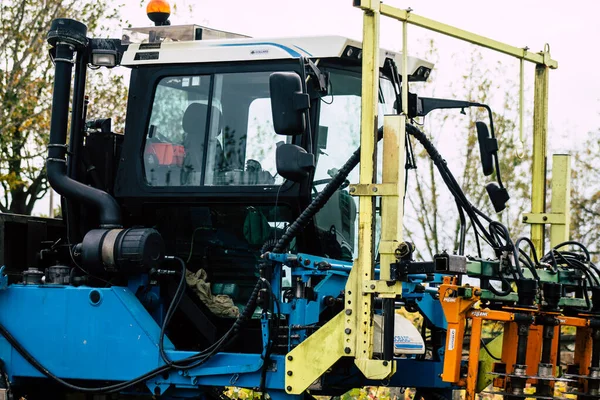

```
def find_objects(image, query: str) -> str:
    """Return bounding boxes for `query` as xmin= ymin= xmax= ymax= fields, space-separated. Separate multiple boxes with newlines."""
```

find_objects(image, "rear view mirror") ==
xmin=476 ymin=121 xmax=509 ymax=212
xmin=486 ymin=183 xmax=510 ymax=213
xmin=276 ymin=144 xmax=314 ymax=182
xmin=269 ymin=72 xmax=310 ymax=135
xmin=476 ymin=121 xmax=497 ymax=176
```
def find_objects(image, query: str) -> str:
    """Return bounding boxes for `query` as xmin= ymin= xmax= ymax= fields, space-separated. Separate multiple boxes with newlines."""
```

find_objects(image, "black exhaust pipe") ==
xmin=46 ymin=19 xmax=121 ymax=228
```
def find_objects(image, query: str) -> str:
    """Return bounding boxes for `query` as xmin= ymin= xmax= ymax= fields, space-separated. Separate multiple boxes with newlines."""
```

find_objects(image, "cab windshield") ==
xmin=313 ymin=68 xmax=396 ymax=260
xmin=144 ymin=71 xmax=291 ymax=187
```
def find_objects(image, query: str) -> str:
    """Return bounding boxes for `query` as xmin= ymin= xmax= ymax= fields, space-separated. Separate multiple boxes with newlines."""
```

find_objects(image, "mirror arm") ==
xmin=305 ymin=58 xmax=328 ymax=94
xmin=418 ymin=99 xmax=497 ymax=142
xmin=293 ymin=93 xmax=310 ymax=110
xmin=418 ymin=97 xmax=472 ymax=117
xmin=469 ymin=102 xmax=496 ymax=139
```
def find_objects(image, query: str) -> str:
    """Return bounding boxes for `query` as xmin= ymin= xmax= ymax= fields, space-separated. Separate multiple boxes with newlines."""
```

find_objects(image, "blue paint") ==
xmin=293 ymin=45 xmax=313 ymax=57
xmin=0 ymin=250 xmax=455 ymax=397
xmin=213 ymin=42 xmax=303 ymax=58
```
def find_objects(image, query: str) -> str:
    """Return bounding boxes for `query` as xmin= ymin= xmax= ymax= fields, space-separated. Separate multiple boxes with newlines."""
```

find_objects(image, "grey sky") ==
xmin=121 ymin=0 xmax=599 ymax=149
xmin=35 ymin=0 xmax=598 ymax=215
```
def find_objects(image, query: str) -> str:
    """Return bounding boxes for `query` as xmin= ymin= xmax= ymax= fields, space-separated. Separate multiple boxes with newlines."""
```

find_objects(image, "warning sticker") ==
xmin=448 ymin=328 xmax=456 ymax=351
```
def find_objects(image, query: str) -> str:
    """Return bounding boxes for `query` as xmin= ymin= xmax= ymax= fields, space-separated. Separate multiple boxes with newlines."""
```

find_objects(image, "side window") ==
xmin=246 ymin=98 xmax=285 ymax=185
xmin=143 ymin=76 xmax=211 ymax=187
xmin=314 ymin=72 xmax=395 ymax=261
xmin=314 ymin=71 xmax=362 ymax=261
xmin=204 ymin=71 xmax=290 ymax=186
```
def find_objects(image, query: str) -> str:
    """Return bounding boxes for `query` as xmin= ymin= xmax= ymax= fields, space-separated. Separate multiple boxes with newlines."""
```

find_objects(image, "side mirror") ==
xmin=476 ymin=121 xmax=497 ymax=176
xmin=486 ymin=183 xmax=510 ymax=213
xmin=269 ymin=72 xmax=309 ymax=135
xmin=276 ymin=144 xmax=314 ymax=182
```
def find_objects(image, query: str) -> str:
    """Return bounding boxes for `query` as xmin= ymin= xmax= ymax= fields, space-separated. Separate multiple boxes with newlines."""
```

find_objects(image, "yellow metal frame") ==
xmin=523 ymin=144 xmax=570 ymax=252
xmin=285 ymin=1 xmax=565 ymax=394
xmin=376 ymin=3 xmax=567 ymax=253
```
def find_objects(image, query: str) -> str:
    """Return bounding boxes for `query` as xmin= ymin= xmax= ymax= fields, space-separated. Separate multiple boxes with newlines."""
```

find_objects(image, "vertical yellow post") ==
xmin=379 ymin=117 xmax=406 ymax=280
xmin=355 ymin=0 xmax=379 ymax=367
xmin=550 ymin=154 xmax=571 ymax=248
xmin=378 ymin=18 xmax=407 ymax=282
xmin=519 ymin=58 xmax=525 ymax=151
xmin=530 ymin=62 xmax=549 ymax=254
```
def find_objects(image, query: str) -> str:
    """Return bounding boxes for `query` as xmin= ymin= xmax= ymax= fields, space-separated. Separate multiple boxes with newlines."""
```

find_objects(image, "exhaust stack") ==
xmin=46 ymin=19 xmax=121 ymax=228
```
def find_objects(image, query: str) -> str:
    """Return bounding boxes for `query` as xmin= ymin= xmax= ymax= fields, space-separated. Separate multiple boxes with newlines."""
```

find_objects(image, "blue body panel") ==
xmin=0 ymin=254 xmax=454 ymax=398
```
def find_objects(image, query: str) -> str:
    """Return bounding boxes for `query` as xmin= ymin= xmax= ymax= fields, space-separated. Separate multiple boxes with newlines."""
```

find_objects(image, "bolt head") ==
xmin=370 ymin=284 xmax=376 ymax=290
xmin=287 ymin=355 xmax=293 ymax=361
xmin=383 ymin=361 xmax=388 ymax=366
xmin=345 ymin=309 xmax=352 ymax=315
xmin=287 ymin=371 xmax=293 ymax=376
xmin=287 ymin=386 xmax=292 ymax=391
xmin=344 ymin=347 xmax=351 ymax=354
xmin=345 ymin=328 xmax=352 ymax=334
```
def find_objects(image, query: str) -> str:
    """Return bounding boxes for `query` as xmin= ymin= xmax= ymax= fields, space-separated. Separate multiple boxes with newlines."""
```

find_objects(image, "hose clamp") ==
xmin=53 ymin=57 xmax=76 ymax=65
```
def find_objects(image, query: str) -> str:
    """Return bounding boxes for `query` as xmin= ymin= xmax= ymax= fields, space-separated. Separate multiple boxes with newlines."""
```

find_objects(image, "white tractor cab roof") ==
xmin=120 ymin=25 xmax=434 ymax=81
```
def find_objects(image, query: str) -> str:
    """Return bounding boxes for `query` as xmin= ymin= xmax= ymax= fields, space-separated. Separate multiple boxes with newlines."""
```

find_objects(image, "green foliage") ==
xmin=0 ymin=0 xmax=127 ymax=215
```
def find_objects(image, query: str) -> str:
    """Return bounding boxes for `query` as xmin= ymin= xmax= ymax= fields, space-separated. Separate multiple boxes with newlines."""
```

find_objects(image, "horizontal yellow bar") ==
xmin=363 ymin=280 xmax=403 ymax=295
xmin=522 ymin=212 xmax=566 ymax=225
xmin=378 ymin=3 xmax=558 ymax=68
xmin=349 ymin=183 xmax=399 ymax=196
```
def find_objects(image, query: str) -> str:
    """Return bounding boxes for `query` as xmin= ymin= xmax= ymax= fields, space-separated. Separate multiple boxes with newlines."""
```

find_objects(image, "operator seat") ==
xmin=182 ymin=103 xmax=224 ymax=184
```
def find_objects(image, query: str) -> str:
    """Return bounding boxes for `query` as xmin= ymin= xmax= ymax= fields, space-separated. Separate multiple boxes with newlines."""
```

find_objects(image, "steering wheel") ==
xmin=312 ymin=178 xmax=350 ymax=195
xmin=148 ymin=130 xmax=171 ymax=144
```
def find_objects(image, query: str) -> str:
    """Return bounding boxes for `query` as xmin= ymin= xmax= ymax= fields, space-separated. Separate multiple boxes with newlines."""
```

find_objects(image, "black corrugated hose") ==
xmin=270 ymin=146 xmax=362 ymax=254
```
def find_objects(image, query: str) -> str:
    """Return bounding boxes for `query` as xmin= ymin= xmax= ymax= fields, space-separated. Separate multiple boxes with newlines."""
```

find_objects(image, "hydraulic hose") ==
xmin=272 ymin=146 xmax=361 ymax=254
xmin=269 ymin=125 xmax=391 ymax=254
xmin=159 ymin=257 xmax=263 ymax=369
xmin=0 ymin=319 xmax=169 ymax=393
xmin=405 ymin=124 xmax=498 ymax=249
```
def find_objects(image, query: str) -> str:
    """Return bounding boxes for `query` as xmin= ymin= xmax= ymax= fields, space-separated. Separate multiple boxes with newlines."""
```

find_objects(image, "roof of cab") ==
xmin=121 ymin=34 xmax=434 ymax=81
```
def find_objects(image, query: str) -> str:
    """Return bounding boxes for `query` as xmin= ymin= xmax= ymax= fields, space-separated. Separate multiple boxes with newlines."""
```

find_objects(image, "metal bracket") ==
xmin=522 ymin=213 xmax=566 ymax=225
xmin=355 ymin=0 xmax=380 ymax=12
xmin=355 ymin=358 xmax=395 ymax=380
xmin=363 ymin=280 xmax=402 ymax=297
xmin=348 ymin=183 xmax=398 ymax=196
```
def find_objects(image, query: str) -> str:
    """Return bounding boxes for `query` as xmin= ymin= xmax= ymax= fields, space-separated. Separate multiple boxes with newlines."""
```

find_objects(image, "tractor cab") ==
xmin=76 ymin=12 xmax=433 ymax=301
xmin=101 ymin=26 xmax=432 ymax=291
xmin=56 ymin=4 xmax=433 ymax=351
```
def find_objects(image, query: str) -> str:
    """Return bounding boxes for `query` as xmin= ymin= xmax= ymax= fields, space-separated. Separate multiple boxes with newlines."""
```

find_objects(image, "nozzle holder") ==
xmin=542 ymin=282 xmax=563 ymax=311
xmin=592 ymin=287 xmax=600 ymax=313
xmin=517 ymin=279 xmax=538 ymax=307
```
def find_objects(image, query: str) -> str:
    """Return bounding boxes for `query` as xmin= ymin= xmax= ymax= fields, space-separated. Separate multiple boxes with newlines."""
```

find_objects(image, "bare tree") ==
xmin=0 ymin=0 xmax=126 ymax=214
xmin=404 ymin=48 xmax=532 ymax=259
